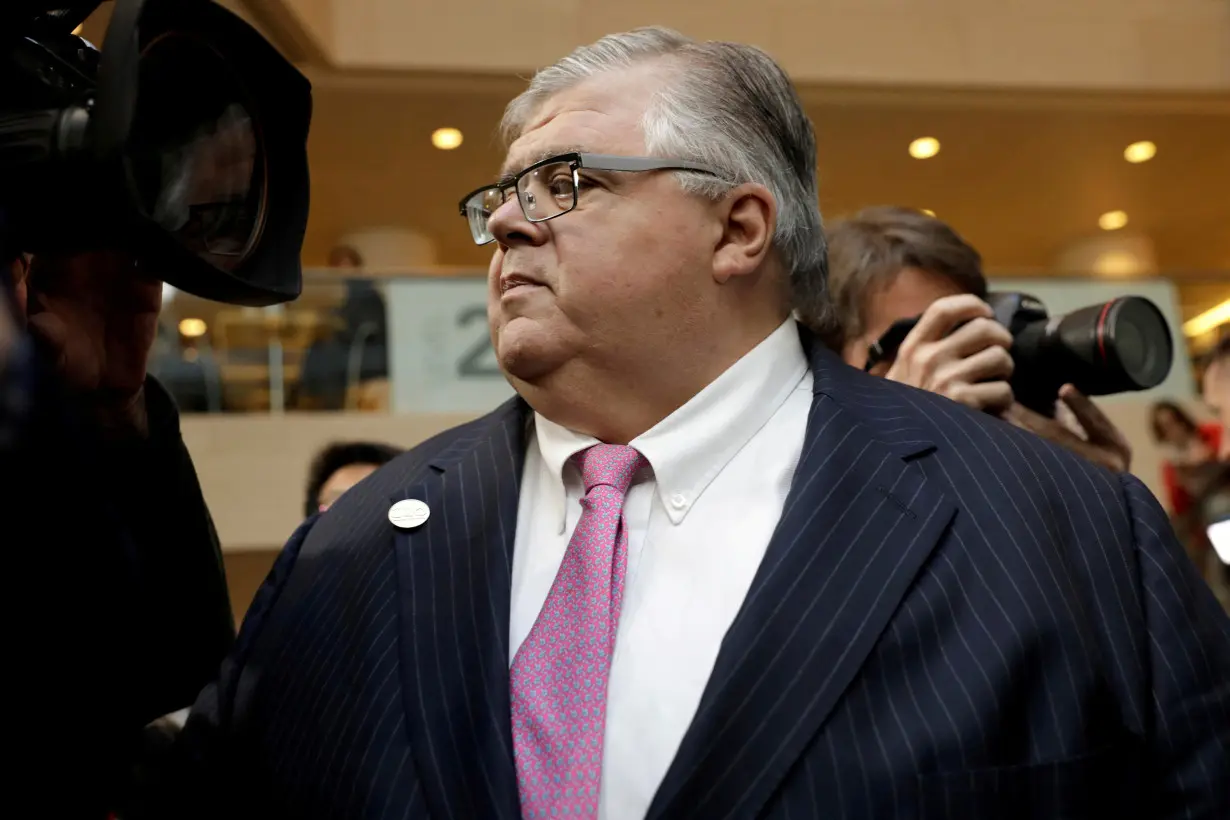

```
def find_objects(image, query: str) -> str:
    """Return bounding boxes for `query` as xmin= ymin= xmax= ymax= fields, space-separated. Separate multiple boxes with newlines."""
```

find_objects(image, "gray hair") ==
xmin=501 ymin=27 xmax=832 ymax=331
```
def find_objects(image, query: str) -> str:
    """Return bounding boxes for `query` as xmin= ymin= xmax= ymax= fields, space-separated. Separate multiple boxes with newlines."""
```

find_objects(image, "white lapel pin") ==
xmin=388 ymin=499 xmax=431 ymax=530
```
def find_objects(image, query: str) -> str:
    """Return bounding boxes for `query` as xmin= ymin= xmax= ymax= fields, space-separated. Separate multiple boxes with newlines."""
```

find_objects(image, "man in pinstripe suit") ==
xmin=162 ymin=27 xmax=1230 ymax=820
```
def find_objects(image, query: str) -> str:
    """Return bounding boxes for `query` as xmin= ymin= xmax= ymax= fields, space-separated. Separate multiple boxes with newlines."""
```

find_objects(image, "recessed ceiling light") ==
xmin=1123 ymin=140 xmax=1157 ymax=163
xmin=908 ymin=137 xmax=940 ymax=159
xmin=431 ymin=127 xmax=463 ymax=150
xmin=920 ymin=208 xmax=936 ymax=217
xmin=1098 ymin=210 xmax=1129 ymax=231
xmin=1092 ymin=249 xmax=1142 ymax=277
xmin=178 ymin=318 xmax=207 ymax=338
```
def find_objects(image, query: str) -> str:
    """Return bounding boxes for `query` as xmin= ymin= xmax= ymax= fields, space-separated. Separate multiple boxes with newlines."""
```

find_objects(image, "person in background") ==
xmin=1199 ymin=336 xmax=1230 ymax=592
xmin=1203 ymin=335 xmax=1230 ymax=460
xmin=298 ymin=245 xmax=390 ymax=410
xmin=327 ymin=244 xmax=364 ymax=270
xmin=1150 ymin=400 xmax=1222 ymax=514
xmin=817 ymin=205 xmax=1133 ymax=474
xmin=1150 ymin=399 xmax=1225 ymax=582
xmin=304 ymin=440 xmax=402 ymax=517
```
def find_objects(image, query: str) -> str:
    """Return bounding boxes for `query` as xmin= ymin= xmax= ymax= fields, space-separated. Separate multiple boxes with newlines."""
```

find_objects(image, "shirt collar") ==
xmin=532 ymin=319 xmax=809 ymax=531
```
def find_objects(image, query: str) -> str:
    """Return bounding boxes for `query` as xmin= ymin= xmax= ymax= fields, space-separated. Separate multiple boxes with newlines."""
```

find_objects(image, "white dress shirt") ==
xmin=510 ymin=319 xmax=813 ymax=820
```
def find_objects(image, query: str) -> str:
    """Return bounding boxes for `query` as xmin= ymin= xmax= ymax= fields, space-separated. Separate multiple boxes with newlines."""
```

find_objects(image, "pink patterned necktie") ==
xmin=511 ymin=443 xmax=647 ymax=819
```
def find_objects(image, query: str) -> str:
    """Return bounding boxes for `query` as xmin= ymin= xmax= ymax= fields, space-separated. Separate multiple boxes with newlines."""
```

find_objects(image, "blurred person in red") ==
xmin=1199 ymin=336 xmax=1230 ymax=589
xmin=1149 ymin=399 xmax=1227 ymax=581
xmin=1203 ymin=335 xmax=1230 ymax=459
xmin=1151 ymin=400 xmax=1223 ymax=513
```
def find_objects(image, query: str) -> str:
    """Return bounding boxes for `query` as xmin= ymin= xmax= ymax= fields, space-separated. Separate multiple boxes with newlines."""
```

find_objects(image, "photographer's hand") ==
xmin=1004 ymin=384 xmax=1132 ymax=472
xmin=25 ymin=251 xmax=161 ymax=438
xmin=879 ymin=294 xmax=1016 ymax=414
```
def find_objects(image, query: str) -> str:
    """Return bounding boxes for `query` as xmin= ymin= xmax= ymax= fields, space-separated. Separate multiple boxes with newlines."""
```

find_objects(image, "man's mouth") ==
xmin=500 ymin=274 xmax=544 ymax=294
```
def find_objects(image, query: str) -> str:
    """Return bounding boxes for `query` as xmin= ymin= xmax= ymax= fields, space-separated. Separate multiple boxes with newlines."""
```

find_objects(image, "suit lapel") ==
xmin=392 ymin=397 xmax=528 ymax=820
xmin=648 ymin=337 xmax=957 ymax=820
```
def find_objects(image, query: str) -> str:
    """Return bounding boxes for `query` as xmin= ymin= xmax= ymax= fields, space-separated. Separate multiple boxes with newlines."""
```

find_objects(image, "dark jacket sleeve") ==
xmin=1122 ymin=475 xmax=1230 ymax=818
xmin=127 ymin=516 xmax=316 ymax=820
xmin=109 ymin=375 xmax=237 ymax=725
xmin=7 ymin=342 xmax=235 ymax=817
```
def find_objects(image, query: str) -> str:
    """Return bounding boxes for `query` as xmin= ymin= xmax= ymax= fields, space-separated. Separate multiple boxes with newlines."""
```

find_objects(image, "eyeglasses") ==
xmin=457 ymin=152 xmax=723 ymax=245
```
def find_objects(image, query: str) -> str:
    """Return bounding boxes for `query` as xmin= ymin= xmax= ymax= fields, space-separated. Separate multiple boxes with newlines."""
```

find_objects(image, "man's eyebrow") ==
xmin=499 ymin=146 xmax=590 ymax=178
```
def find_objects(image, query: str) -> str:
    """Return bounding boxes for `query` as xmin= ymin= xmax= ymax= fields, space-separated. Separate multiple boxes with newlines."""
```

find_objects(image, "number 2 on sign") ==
xmin=455 ymin=305 xmax=502 ymax=378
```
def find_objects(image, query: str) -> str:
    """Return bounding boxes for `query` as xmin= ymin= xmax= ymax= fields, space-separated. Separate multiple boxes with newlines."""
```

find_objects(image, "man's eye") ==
xmin=546 ymin=176 xmax=575 ymax=198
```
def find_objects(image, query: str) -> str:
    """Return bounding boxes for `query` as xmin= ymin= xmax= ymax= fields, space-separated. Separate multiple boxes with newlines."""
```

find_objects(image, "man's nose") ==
xmin=488 ymin=194 xmax=549 ymax=248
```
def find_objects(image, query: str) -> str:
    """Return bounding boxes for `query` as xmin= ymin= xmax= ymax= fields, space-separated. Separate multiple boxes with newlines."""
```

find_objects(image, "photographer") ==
xmin=3 ymin=249 xmax=233 ymax=817
xmin=818 ymin=205 xmax=1132 ymax=473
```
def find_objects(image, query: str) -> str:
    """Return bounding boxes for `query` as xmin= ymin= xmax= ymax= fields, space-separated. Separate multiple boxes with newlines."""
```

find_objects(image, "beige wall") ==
xmin=182 ymin=411 xmax=474 ymax=551
xmin=312 ymin=0 xmax=1230 ymax=91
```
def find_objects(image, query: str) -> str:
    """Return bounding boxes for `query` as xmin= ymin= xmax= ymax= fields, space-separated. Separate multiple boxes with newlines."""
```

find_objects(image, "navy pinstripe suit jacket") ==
xmin=171 ymin=335 xmax=1230 ymax=820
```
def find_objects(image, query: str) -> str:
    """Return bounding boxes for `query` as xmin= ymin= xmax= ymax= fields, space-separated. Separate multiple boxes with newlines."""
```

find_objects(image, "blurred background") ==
xmin=76 ymin=0 xmax=1230 ymax=619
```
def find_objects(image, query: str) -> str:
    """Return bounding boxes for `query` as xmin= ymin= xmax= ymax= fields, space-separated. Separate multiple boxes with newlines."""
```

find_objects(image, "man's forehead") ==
xmin=500 ymin=65 xmax=664 ymax=176
xmin=499 ymin=144 xmax=590 ymax=178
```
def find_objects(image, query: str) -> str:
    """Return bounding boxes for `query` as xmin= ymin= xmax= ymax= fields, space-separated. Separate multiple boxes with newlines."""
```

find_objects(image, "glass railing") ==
xmin=148 ymin=267 xmax=1229 ymax=415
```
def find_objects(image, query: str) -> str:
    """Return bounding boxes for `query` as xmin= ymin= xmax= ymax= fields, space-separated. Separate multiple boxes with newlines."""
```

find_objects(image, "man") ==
xmin=168 ymin=28 xmax=1229 ymax=819
xmin=1203 ymin=335 xmax=1230 ymax=459
xmin=818 ymin=205 xmax=1133 ymax=473
xmin=4 ymin=250 xmax=233 ymax=817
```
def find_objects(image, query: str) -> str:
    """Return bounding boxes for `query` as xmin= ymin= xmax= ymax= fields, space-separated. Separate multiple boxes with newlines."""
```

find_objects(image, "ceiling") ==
xmin=302 ymin=76 xmax=1230 ymax=319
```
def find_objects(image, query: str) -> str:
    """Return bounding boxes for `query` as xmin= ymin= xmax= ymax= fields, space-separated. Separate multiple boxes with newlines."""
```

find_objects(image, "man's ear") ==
xmin=711 ymin=183 xmax=775 ymax=284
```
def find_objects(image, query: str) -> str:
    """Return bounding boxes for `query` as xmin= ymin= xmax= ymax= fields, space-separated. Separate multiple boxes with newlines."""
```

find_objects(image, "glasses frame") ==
xmin=457 ymin=152 xmax=723 ymax=245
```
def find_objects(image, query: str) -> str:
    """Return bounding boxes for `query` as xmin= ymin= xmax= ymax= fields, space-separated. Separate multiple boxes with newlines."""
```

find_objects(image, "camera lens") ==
xmin=1114 ymin=319 xmax=1146 ymax=375
xmin=1041 ymin=296 xmax=1173 ymax=398
xmin=1104 ymin=296 xmax=1171 ymax=390
xmin=123 ymin=33 xmax=266 ymax=272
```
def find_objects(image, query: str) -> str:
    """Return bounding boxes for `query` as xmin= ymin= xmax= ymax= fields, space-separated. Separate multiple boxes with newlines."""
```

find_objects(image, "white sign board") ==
xmin=992 ymin=277 xmax=1196 ymax=401
xmin=386 ymin=278 xmax=515 ymax=414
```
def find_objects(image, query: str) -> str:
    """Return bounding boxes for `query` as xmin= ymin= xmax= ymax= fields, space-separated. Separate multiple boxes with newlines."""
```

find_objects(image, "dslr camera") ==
xmin=865 ymin=292 xmax=1175 ymax=416
xmin=0 ymin=0 xmax=311 ymax=305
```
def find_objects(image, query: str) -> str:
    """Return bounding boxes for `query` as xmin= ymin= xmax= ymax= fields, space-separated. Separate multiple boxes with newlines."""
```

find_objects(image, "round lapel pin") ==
xmin=389 ymin=499 xmax=431 ymax=530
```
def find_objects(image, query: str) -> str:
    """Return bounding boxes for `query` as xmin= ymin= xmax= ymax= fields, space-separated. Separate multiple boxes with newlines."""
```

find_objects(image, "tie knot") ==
xmin=575 ymin=444 xmax=646 ymax=494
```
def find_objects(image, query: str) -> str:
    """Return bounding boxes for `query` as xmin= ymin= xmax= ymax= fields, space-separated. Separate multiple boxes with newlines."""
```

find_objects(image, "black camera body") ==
xmin=0 ymin=0 xmax=312 ymax=305
xmin=868 ymin=292 xmax=1175 ymax=416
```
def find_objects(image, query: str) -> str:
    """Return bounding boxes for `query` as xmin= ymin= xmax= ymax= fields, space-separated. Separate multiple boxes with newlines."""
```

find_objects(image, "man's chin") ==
xmin=496 ymin=320 xmax=570 ymax=384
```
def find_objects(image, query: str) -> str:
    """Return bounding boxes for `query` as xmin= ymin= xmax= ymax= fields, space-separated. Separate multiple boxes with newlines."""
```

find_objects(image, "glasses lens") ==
xmin=465 ymin=188 xmax=505 ymax=244
xmin=517 ymin=161 xmax=576 ymax=223
xmin=124 ymin=33 xmax=265 ymax=272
